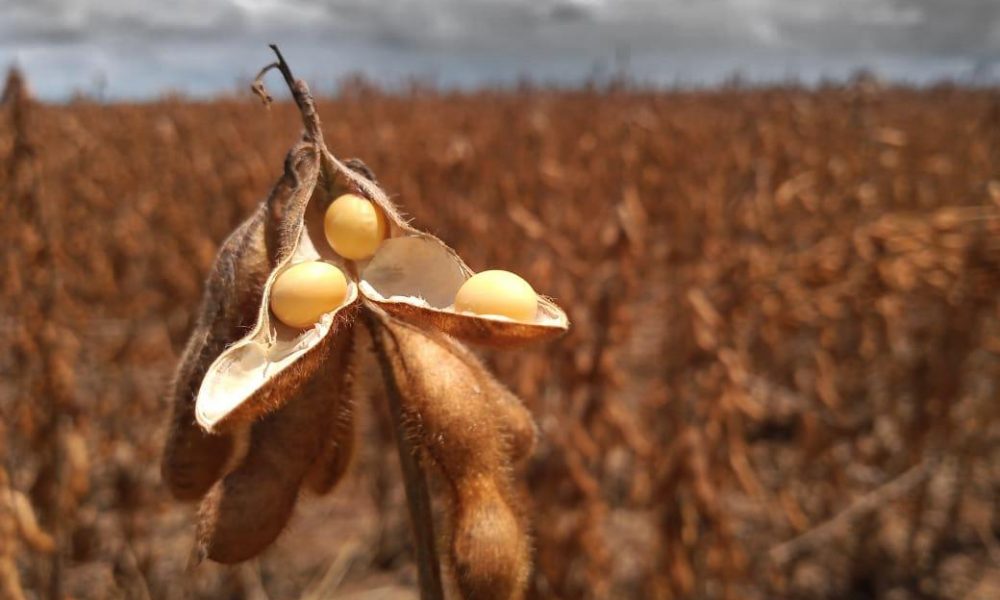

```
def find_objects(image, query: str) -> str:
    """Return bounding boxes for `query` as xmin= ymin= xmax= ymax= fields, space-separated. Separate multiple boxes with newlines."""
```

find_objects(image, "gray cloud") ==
xmin=0 ymin=0 xmax=997 ymax=98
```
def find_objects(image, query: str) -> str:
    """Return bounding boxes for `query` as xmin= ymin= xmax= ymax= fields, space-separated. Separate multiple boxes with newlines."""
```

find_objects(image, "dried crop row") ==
xmin=1 ymin=74 xmax=998 ymax=598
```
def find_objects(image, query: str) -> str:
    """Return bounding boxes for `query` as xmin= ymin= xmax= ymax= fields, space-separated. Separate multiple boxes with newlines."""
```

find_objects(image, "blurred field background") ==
xmin=1 ymin=68 xmax=999 ymax=599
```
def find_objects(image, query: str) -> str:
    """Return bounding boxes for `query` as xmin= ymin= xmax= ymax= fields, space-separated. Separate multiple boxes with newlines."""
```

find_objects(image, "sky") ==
xmin=2 ymin=0 xmax=999 ymax=100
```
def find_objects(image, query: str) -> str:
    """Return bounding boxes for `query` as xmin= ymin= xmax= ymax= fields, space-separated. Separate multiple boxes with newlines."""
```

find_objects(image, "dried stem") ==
xmin=769 ymin=458 xmax=938 ymax=564
xmin=252 ymin=44 xmax=323 ymax=143
xmin=5 ymin=67 xmax=70 ymax=600
xmin=363 ymin=310 xmax=444 ymax=600
xmin=253 ymin=45 xmax=443 ymax=597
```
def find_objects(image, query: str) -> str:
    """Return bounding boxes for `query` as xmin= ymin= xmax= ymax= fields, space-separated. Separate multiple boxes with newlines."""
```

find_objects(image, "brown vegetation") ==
xmin=1 ymin=70 xmax=998 ymax=598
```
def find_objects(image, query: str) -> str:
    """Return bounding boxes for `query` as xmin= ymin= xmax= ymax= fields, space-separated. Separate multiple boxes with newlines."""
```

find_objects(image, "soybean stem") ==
xmin=363 ymin=310 xmax=445 ymax=600
xmin=253 ymin=44 xmax=323 ymax=143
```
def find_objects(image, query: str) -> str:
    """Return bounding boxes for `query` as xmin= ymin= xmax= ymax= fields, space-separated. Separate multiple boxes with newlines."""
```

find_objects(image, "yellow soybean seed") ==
xmin=454 ymin=270 xmax=538 ymax=322
xmin=324 ymin=193 xmax=388 ymax=260
xmin=270 ymin=261 xmax=348 ymax=328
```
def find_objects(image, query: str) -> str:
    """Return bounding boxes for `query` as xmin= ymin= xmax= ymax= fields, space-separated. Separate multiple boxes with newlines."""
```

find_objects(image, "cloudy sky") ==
xmin=2 ymin=0 xmax=999 ymax=99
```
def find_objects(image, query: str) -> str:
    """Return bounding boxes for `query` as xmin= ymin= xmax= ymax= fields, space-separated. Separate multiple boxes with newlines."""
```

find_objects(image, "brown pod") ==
xmin=419 ymin=329 xmax=538 ymax=465
xmin=194 ymin=325 xmax=352 ymax=564
xmin=485 ymin=380 xmax=537 ymax=466
xmin=194 ymin=146 xmax=370 ymax=433
xmin=161 ymin=143 xmax=314 ymax=501
xmin=379 ymin=319 xmax=532 ymax=600
xmin=451 ymin=476 xmax=530 ymax=600
xmin=303 ymin=326 xmax=358 ymax=494
xmin=454 ymin=338 xmax=538 ymax=465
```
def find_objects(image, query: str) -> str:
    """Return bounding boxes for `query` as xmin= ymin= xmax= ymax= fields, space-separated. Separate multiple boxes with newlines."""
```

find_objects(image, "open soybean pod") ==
xmin=192 ymin=150 xmax=382 ymax=563
xmin=193 ymin=149 xmax=377 ymax=433
xmin=341 ymin=155 xmax=570 ymax=348
xmin=161 ymin=140 xmax=320 ymax=501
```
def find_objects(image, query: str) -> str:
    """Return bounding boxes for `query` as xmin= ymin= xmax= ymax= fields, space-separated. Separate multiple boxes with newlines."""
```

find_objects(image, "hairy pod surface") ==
xmin=416 ymin=328 xmax=539 ymax=465
xmin=303 ymin=326 xmax=359 ymax=494
xmin=483 ymin=380 xmax=537 ymax=467
xmin=451 ymin=477 xmax=529 ymax=600
xmin=194 ymin=325 xmax=353 ymax=564
xmin=379 ymin=318 xmax=532 ymax=600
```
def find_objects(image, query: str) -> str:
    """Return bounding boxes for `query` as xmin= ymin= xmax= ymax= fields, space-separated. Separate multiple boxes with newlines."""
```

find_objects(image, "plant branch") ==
xmin=363 ymin=310 xmax=445 ymax=600
xmin=769 ymin=458 xmax=938 ymax=564
xmin=251 ymin=44 xmax=323 ymax=143
xmin=267 ymin=45 xmax=296 ymax=93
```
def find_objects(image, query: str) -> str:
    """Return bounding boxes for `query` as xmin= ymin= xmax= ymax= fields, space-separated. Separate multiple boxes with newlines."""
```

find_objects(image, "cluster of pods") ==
xmin=161 ymin=53 xmax=568 ymax=600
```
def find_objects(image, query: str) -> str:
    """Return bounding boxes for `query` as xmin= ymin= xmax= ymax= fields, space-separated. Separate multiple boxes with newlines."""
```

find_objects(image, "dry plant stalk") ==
xmin=160 ymin=46 xmax=568 ymax=600
xmin=3 ymin=66 xmax=89 ymax=600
